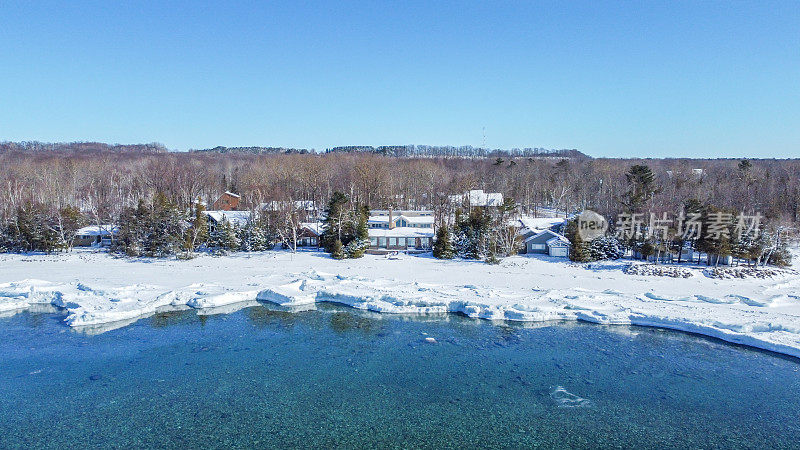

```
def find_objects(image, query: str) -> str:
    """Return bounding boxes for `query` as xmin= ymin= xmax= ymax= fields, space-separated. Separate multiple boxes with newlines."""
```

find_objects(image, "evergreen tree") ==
xmin=12 ymin=203 xmax=61 ymax=253
xmin=564 ymin=218 xmax=592 ymax=262
xmin=331 ymin=238 xmax=344 ymax=260
xmin=0 ymin=221 xmax=9 ymax=253
xmin=568 ymin=225 xmax=591 ymax=262
xmin=433 ymin=224 xmax=454 ymax=259
xmin=113 ymin=194 xmax=186 ymax=257
xmin=114 ymin=200 xmax=149 ymax=256
xmin=146 ymin=192 xmax=186 ymax=256
xmin=713 ymin=234 xmax=732 ymax=267
xmin=238 ymin=218 xmax=271 ymax=251
xmin=344 ymin=205 xmax=370 ymax=258
xmin=321 ymin=192 xmax=350 ymax=253
xmin=208 ymin=221 xmax=240 ymax=252
xmin=454 ymin=209 xmax=491 ymax=259
xmin=638 ymin=240 xmax=655 ymax=261
xmin=588 ymin=236 xmax=624 ymax=260
xmin=767 ymin=240 xmax=792 ymax=267
xmin=622 ymin=164 xmax=658 ymax=213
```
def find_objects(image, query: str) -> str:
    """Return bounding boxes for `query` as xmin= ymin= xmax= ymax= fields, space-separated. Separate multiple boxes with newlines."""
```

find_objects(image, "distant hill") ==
xmin=325 ymin=145 xmax=588 ymax=159
xmin=0 ymin=141 xmax=168 ymax=154
xmin=191 ymin=146 xmax=311 ymax=155
xmin=0 ymin=141 xmax=588 ymax=159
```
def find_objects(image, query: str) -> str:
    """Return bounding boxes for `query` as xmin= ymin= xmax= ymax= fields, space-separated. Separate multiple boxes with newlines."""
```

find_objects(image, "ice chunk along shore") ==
xmin=1 ymin=267 xmax=800 ymax=359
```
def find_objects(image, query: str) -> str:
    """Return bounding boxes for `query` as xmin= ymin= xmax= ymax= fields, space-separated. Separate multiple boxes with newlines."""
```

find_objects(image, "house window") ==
xmin=370 ymin=237 xmax=378 ymax=246
xmin=379 ymin=237 xmax=387 ymax=247
xmin=388 ymin=238 xmax=397 ymax=247
xmin=531 ymin=243 xmax=546 ymax=250
xmin=397 ymin=238 xmax=406 ymax=247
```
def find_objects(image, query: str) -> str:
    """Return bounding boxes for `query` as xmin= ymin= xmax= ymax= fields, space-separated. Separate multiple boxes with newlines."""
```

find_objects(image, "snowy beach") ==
xmin=1 ymin=249 xmax=799 ymax=358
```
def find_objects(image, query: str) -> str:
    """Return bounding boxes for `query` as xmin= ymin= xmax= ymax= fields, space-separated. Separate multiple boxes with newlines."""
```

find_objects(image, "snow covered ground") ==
xmin=1 ymin=249 xmax=800 ymax=358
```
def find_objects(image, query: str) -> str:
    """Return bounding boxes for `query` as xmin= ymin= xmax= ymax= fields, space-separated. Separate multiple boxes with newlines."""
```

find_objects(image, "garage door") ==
xmin=549 ymin=247 xmax=568 ymax=257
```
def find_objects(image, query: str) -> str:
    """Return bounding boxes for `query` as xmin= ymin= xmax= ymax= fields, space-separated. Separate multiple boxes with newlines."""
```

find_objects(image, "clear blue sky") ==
xmin=1 ymin=1 xmax=797 ymax=157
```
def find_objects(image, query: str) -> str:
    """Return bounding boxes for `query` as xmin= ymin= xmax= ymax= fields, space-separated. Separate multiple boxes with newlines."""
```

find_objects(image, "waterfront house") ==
xmin=211 ymin=191 xmax=241 ymax=211
xmin=523 ymin=229 xmax=570 ymax=258
xmin=74 ymin=225 xmax=117 ymax=247
xmin=203 ymin=210 xmax=252 ymax=231
xmin=367 ymin=210 xmax=435 ymax=254
xmin=297 ymin=222 xmax=322 ymax=248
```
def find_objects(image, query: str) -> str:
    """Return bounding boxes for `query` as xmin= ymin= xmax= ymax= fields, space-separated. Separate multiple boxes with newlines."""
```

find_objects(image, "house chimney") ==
xmin=388 ymin=208 xmax=394 ymax=229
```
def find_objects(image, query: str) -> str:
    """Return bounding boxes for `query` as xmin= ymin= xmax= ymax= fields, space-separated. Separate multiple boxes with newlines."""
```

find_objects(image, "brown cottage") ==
xmin=212 ymin=191 xmax=241 ymax=211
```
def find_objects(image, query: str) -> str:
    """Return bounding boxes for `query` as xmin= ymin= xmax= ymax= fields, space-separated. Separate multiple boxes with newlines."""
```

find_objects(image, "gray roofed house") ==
xmin=522 ymin=229 xmax=570 ymax=258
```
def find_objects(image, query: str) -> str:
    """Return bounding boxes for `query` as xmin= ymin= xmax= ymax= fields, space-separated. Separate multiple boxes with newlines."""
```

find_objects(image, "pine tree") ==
xmin=638 ymin=240 xmax=655 ymax=262
xmin=13 ymin=203 xmax=61 ymax=253
xmin=622 ymin=164 xmax=658 ymax=213
xmin=433 ymin=224 xmax=454 ymax=259
xmin=344 ymin=205 xmax=370 ymax=258
xmin=321 ymin=192 xmax=350 ymax=253
xmin=331 ymin=238 xmax=344 ymax=260
xmin=564 ymin=218 xmax=591 ymax=262
xmin=454 ymin=209 xmax=490 ymax=260
xmin=0 ymin=221 xmax=10 ymax=253
xmin=114 ymin=200 xmax=148 ymax=256
xmin=714 ymin=235 xmax=732 ymax=267
xmin=238 ymin=218 xmax=271 ymax=252
xmin=588 ymin=236 xmax=624 ymax=260
xmin=146 ymin=192 xmax=186 ymax=257
xmin=208 ymin=221 xmax=239 ymax=253
xmin=568 ymin=228 xmax=591 ymax=262
xmin=114 ymin=194 xmax=185 ymax=257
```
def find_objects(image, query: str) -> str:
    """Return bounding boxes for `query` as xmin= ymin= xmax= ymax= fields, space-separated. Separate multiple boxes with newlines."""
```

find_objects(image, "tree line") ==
xmin=0 ymin=145 xmax=797 ymax=265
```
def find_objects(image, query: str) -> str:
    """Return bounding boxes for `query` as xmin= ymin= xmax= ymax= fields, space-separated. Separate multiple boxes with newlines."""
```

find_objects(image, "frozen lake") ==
xmin=0 ymin=304 xmax=798 ymax=448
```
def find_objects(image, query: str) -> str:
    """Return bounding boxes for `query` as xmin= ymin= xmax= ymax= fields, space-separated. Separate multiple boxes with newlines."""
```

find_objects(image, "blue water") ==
xmin=0 ymin=304 xmax=799 ymax=448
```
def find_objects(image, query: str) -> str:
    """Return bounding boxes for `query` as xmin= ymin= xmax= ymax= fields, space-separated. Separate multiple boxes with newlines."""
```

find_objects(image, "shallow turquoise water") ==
xmin=0 ymin=304 xmax=798 ymax=448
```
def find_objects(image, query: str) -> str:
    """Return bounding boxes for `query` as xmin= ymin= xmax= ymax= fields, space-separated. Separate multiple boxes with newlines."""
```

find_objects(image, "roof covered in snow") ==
xmin=524 ymin=229 xmax=569 ymax=244
xmin=518 ymin=216 xmax=565 ymax=235
xmin=368 ymin=214 xmax=434 ymax=225
xmin=368 ymin=227 xmax=435 ymax=238
xmin=204 ymin=210 xmax=252 ymax=227
xmin=448 ymin=190 xmax=504 ymax=207
xmin=75 ymin=225 xmax=117 ymax=236
xmin=260 ymin=200 xmax=317 ymax=211
xmin=546 ymin=236 xmax=570 ymax=247
xmin=300 ymin=222 xmax=323 ymax=235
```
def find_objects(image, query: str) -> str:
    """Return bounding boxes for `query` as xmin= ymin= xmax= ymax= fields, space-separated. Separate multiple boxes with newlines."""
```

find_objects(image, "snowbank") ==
xmin=1 ymin=251 xmax=799 ymax=358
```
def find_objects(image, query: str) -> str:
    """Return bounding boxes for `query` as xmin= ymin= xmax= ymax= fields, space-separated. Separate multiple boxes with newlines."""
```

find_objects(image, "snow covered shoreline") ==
xmin=1 ymin=250 xmax=800 ymax=358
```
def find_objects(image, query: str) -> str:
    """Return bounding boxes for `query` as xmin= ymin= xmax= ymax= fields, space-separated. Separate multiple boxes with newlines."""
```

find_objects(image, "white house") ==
xmin=448 ymin=189 xmax=504 ymax=208
xmin=203 ymin=210 xmax=252 ymax=230
xmin=523 ymin=229 xmax=570 ymax=258
xmin=367 ymin=210 xmax=434 ymax=254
